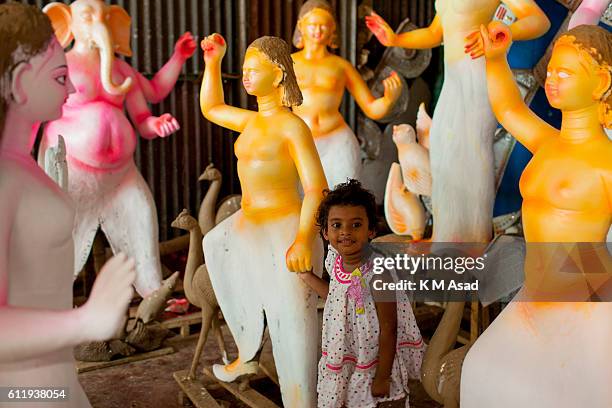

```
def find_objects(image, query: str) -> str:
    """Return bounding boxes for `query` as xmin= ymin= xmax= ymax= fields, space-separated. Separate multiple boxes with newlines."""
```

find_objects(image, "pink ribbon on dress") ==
xmin=335 ymin=256 xmax=367 ymax=315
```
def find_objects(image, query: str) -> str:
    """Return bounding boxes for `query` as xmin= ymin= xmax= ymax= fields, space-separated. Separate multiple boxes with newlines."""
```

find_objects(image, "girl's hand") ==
xmin=371 ymin=375 xmax=391 ymax=397
xmin=296 ymin=270 xmax=312 ymax=281
xmin=201 ymin=33 xmax=227 ymax=64
xmin=365 ymin=11 xmax=397 ymax=47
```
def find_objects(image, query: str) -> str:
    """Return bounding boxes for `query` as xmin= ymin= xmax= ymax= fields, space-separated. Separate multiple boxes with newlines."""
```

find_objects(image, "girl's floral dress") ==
xmin=318 ymin=248 xmax=426 ymax=407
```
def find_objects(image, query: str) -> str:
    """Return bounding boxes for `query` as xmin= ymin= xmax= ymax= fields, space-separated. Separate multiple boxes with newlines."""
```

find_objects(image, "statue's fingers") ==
xmin=390 ymin=72 xmax=401 ymax=87
xmin=303 ymin=255 xmax=312 ymax=272
xmin=286 ymin=257 xmax=296 ymax=272
xmin=382 ymin=77 xmax=391 ymax=90
xmin=365 ymin=20 xmax=378 ymax=32
xmin=479 ymin=24 xmax=492 ymax=50
xmin=465 ymin=39 xmax=481 ymax=53
xmin=465 ymin=30 xmax=480 ymax=42
xmin=470 ymin=49 xmax=484 ymax=59
xmin=295 ymin=257 xmax=305 ymax=273
xmin=370 ymin=11 xmax=386 ymax=25
xmin=159 ymin=123 xmax=168 ymax=136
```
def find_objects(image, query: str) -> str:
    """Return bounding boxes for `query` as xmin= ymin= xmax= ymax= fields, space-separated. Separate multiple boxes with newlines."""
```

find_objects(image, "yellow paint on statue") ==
xmin=200 ymin=33 xmax=327 ymax=272
xmin=480 ymin=22 xmax=612 ymax=300
xmin=292 ymin=5 xmax=402 ymax=138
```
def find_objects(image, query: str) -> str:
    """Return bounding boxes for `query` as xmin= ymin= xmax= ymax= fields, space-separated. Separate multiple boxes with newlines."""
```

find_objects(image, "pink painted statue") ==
xmin=569 ymin=0 xmax=610 ymax=29
xmin=40 ymin=0 xmax=197 ymax=297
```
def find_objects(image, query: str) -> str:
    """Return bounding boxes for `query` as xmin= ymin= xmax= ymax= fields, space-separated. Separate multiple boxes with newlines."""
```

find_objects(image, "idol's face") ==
xmin=546 ymin=44 xmax=602 ymax=111
xmin=14 ymin=39 xmax=75 ymax=123
xmin=299 ymin=8 xmax=336 ymax=47
xmin=242 ymin=47 xmax=281 ymax=97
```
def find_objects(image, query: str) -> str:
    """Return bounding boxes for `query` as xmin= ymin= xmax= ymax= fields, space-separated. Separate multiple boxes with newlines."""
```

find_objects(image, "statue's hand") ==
xmin=383 ymin=71 xmax=402 ymax=104
xmin=175 ymin=32 xmax=197 ymax=60
xmin=466 ymin=22 xmax=512 ymax=60
xmin=201 ymin=33 xmax=227 ymax=64
xmin=152 ymin=114 xmax=181 ymax=137
xmin=286 ymin=239 xmax=312 ymax=272
xmin=365 ymin=11 xmax=396 ymax=47
xmin=80 ymin=253 xmax=135 ymax=341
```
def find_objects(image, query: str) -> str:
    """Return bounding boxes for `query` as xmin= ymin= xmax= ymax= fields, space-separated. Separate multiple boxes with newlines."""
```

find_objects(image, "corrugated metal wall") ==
xmin=373 ymin=0 xmax=435 ymax=28
xmin=12 ymin=0 xmax=436 ymax=240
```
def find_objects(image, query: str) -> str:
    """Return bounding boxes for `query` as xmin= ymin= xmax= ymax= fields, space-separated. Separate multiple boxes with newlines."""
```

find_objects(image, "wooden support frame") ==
xmin=76 ymin=347 xmax=175 ymax=374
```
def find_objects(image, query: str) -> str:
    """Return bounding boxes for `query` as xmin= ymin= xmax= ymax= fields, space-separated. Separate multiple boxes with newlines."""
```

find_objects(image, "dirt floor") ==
xmin=79 ymin=320 xmax=442 ymax=408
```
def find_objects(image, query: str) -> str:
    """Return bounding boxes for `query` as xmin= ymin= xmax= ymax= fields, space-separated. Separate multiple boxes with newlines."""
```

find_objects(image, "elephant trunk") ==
xmin=92 ymin=25 xmax=132 ymax=95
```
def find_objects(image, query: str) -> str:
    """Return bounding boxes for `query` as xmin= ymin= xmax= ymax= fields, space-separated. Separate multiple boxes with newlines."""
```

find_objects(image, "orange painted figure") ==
xmin=292 ymin=0 xmax=402 ymax=189
xmin=366 ymin=0 xmax=550 ymax=242
xmin=461 ymin=23 xmax=612 ymax=407
xmin=199 ymin=33 xmax=327 ymax=407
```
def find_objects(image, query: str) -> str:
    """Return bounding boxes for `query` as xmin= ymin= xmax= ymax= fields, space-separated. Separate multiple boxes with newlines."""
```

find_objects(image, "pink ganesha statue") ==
xmin=40 ymin=0 xmax=196 ymax=298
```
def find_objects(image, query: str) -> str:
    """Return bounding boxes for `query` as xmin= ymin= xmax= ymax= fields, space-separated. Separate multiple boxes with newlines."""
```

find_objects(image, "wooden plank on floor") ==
xmin=258 ymin=360 xmax=279 ymax=387
xmin=456 ymin=330 xmax=471 ymax=345
xmin=173 ymin=370 xmax=221 ymax=408
xmin=160 ymin=312 xmax=202 ymax=330
xmin=76 ymin=347 xmax=175 ymax=373
xmin=202 ymin=366 xmax=281 ymax=408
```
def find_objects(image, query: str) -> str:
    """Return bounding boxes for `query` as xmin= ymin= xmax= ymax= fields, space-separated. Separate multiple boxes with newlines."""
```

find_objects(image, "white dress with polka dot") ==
xmin=317 ymin=248 xmax=426 ymax=408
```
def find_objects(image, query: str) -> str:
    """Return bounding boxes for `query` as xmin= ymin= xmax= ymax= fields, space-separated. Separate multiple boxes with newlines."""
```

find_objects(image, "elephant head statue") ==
xmin=44 ymin=0 xmax=133 ymax=95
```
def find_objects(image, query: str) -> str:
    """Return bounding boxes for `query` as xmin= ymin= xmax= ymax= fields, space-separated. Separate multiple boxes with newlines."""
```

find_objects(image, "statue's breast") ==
xmin=295 ymin=59 xmax=344 ymax=92
xmin=66 ymin=55 xmax=127 ymax=107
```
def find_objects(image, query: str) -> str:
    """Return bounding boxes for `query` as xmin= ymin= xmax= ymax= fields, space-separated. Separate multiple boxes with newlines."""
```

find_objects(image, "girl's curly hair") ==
xmin=315 ymin=179 xmax=377 ymax=233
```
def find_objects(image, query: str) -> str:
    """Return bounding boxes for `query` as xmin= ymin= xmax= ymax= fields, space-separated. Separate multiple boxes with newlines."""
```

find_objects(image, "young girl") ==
xmin=299 ymin=180 xmax=425 ymax=408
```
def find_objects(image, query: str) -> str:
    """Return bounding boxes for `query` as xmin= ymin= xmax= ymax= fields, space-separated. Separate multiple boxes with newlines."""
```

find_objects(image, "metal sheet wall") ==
xmin=10 ymin=0 xmax=436 ymax=240
xmin=372 ymin=0 xmax=435 ymax=28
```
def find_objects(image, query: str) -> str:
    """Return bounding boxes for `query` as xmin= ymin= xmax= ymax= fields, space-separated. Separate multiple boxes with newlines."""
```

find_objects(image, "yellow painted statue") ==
xmin=461 ymin=23 xmax=612 ymax=407
xmin=199 ymin=33 xmax=327 ymax=408
xmin=292 ymin=0 xmax=402 ymax=189
xmin=366 ymin=0 xmax=550 ymax=242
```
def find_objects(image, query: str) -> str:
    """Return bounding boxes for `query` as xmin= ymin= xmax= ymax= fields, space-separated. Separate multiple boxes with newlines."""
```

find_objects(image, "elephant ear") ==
xmin=108 ymin=5 xmax=132 ymax=57
xmin=42 ymin=2 xmax=74 ymax=48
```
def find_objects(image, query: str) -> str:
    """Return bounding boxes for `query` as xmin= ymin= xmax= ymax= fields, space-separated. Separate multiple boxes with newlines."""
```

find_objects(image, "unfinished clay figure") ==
xmin=41 ymin=0 xmax=196 ymax=297
xmin=461 ymin=23 xmax=612 ymax=407
xmin=200 ymin=34 xmax=327 ymax=407
xmin=367 ymin=0 xmax=550 ymax=242
xmin=0 ymin=4 xmax=135 ymax=407
xmin=292 ymin=0 xmax=402 ymax=189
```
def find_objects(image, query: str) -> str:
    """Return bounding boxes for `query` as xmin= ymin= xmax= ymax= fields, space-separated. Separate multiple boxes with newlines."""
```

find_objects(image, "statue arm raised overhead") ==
xmin=200 ymin=34 xmax=255 ymax=133
xmin=135 ymin=32 xmax=197 ymax=103
xmin=477 ymin=22 xmax=557 ymax=153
